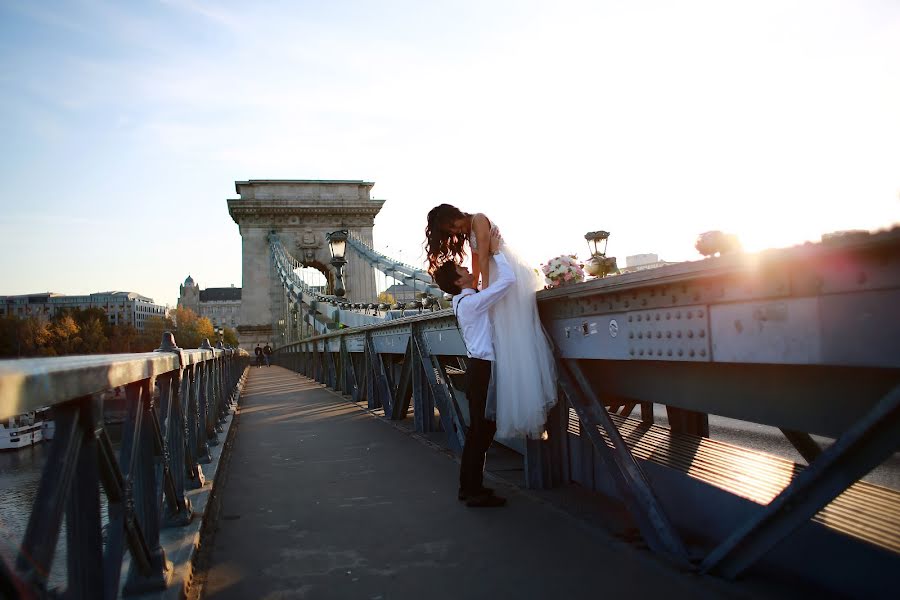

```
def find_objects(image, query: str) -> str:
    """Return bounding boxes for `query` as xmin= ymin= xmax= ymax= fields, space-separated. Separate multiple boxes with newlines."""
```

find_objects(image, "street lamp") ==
xmin=326 ymin=230 xmax=349 ymax=297
xmin=584 ymin=230 xmax=618 ymax=278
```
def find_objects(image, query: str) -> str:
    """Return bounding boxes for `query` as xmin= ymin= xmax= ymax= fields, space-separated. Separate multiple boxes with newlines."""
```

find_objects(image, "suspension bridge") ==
xmin=1 ymin=180 xmax=898 ymax=598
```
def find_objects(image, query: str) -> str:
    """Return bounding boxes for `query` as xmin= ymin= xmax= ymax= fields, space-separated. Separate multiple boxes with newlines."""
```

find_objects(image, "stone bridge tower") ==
xmin=228 ymin=180 xmax=384 ymax=349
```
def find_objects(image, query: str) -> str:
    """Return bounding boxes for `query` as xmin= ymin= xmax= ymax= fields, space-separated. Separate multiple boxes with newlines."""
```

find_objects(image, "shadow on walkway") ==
xmin=200 ymin=366 xmax=726 ymax=599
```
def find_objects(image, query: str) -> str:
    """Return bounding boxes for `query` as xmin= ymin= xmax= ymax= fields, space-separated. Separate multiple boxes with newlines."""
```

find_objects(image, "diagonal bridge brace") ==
xmin=412 ymin=329 xmax=467 ymax=454
xmin=701 ymin=381 xmax=900 ymax=579
xmin=557 ymin=356 xmax=692 ymax=567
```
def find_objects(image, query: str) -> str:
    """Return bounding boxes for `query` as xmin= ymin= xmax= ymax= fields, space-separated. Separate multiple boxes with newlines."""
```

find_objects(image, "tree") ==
xmin=108 ymin=324 xmax=139 ymax=353
xmin=0 ymin=317 xmax=20 ymax=357
xmin=17 ymin=317 xmax=53 ymax=356
xmin=48 ymin=314 xmax=81 ymax=356
xmin=223 ymin=327 xmax=239 ymax=347
xmin=172 ymin=307 xmax=215 ymax=348
xmin=79 ymin=317 xmax=109 ymax=354
xmin=137 ymin=315 xmax=176 ymax=351
xmin=377 ymin=291 xmax=395 ymax=305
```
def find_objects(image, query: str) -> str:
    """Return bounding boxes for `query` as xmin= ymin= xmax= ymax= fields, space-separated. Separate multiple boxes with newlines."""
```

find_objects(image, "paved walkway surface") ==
xmin=200 ymin=366 xmax=731 ymax=599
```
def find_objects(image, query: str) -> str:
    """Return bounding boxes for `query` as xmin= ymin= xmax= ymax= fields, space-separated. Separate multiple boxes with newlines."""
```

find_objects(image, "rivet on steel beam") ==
xmin=689 ymin=350 xmax=695 ymax=357
xmin=688 ymin=331 xmax=694 ymax=338
xmin=655 ymin=314 xmax=660 ymax=320
xmin=629 ymin=332 xmax=634 ymax=339
xmin=656 ymin=332 xmax=662 ymax=338
xmin=636 ymin=314 xmax=641 ymax=322
xmin=629 ymin=349 xmax=635 ymax=356
xmin=699 ymin=330 xmax=706 ymax=338
xmin=666 ymin=312 xmax=671 ymax=320
xmin=666 ymin=331 xmax=672 ymax=338
xmin=698 ymin=310 xmax=704 ymax=318
xmin=638 ymin=332 xmax=643 ymax=339
xmin=687 ymin=310 xmax=693 ymax=319
xmin=678 ymin=349 xmax=684 ymax=356
xmin=676 ymin=311 xmax=681 ymax=319
xmin=667 ymin=350 xmax=672 ymax=356
xmin=639 ymin=349 xmax=645 ymax=356
xmin=700 ymin=349 xmax=707 ymax=357
xmin=677 ymin=331 xmax=682 ymax=338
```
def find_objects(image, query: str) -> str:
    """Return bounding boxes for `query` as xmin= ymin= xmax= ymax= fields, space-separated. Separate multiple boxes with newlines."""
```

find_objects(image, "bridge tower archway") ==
xmin=227 ymin=180 xmax=385 ymax=350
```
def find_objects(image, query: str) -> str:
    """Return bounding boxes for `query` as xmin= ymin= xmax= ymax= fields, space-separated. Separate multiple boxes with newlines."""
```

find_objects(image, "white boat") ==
xmin=0 ymin=412 xmax=45 ymax=450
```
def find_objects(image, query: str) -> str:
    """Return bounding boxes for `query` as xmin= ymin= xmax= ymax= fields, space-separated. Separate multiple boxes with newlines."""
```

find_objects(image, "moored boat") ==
xmin=0 ymin=412 xmax=45 ymax=450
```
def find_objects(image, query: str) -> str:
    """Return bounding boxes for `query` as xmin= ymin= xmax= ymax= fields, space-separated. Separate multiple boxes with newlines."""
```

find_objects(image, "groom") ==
xmin=432 ymin=228 xmax=514 ymax=508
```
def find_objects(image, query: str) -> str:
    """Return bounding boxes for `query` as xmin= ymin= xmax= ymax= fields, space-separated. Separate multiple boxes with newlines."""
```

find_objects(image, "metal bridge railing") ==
xmin=0 ymin=335 xmax=249 ymax=598
xmin=272 ymin=226 xmax=900 ymax=596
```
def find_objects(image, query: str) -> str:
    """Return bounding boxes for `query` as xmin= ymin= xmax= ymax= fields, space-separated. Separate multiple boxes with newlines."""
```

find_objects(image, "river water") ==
xmin=0 ymin=442 xmax=68 ymax=589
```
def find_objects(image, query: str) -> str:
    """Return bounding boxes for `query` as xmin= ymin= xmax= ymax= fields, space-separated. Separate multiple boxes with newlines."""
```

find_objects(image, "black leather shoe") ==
xmin=466 ymin=493 xmax=506 ymax=508
xmin=458 ymin=486 xmax=495 ymax=501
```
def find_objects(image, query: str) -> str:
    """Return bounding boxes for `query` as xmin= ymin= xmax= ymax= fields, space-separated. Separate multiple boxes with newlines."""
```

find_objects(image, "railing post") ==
xmin=15 ymin=396 xmax=88 ymax=594
xmin=122 ymin=379 xmax=173 ymax=595
xmin=63 ymin=395 xmax=106 ymax=599
xmin=154 ymin=333 xmax=194 ymax=525
xmin=199 ymin=340 xmax=221 ymax=447
xmin=195 ymin=361 xmax=213 ymax=464
xmin=412 ymin=349 xmax=427 ymax=430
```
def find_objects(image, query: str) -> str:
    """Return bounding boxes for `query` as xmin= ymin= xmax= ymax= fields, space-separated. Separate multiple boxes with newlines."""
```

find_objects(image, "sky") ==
xmin=1 ymin=0 xmax=898 ymax=307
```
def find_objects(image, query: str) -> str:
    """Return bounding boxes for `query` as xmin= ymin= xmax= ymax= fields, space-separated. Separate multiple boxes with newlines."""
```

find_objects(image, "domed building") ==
xmin=177 ymin=276 xmax=242 ymax=330
xmin=179 ymin=275 xmax=201 ymax=313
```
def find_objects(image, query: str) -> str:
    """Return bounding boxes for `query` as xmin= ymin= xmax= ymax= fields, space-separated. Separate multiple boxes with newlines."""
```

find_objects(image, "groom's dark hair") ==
xmin=433 ymin=261 xmax=462 ymax=296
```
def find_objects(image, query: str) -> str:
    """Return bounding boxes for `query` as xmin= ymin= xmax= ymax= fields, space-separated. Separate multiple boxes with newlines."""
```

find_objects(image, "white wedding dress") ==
xmin=471 ymin=221 xmax=558 ymax=439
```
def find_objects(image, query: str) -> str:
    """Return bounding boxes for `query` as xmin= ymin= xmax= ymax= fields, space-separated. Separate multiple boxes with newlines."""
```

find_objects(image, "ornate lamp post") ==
xmin=326 ymin=230 xmax=349 ymax=297
xmin=584 ymin=230 xmax=618 ymax=278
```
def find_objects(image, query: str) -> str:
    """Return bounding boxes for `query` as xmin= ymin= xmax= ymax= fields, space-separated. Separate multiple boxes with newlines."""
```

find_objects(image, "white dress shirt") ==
xmin=452 ymin=252 xmax=516 ymax=361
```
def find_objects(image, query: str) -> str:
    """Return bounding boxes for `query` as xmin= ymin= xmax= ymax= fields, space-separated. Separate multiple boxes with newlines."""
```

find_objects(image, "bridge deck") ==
xmin=197 ymin=366 xmax=729 ymax=599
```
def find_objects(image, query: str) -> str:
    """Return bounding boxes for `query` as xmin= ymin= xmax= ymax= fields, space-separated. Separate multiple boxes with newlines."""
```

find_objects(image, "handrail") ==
xmin=0 ymin=333 xmax=250 ymax=597
xmin=0 ymin=349 xmax=234 ymax=420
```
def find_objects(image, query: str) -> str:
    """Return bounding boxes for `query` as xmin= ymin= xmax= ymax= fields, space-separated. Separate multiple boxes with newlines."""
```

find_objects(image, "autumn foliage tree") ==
xmin=0 ymin=307 xmax=237 ymax=358
xmin=171 ymin=307 xmax=215 ymax=349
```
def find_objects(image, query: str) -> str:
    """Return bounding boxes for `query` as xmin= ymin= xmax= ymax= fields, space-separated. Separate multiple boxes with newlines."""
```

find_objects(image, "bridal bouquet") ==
xmin=541 ymin=254 xmax=586 ymax=287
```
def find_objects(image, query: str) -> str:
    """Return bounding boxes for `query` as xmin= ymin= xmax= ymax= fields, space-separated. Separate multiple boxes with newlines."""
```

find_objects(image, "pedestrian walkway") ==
xmin=198 ymin=366 xmax=727 ymax=599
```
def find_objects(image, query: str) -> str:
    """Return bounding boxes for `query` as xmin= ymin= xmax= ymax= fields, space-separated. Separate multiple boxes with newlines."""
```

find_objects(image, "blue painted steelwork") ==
xmin=272 ymin=227 xmax=900 ymax=594
xmin=558 ymin=356 xmax=690 ymax=565
xmin=0 ymin=335 xmax=249 ymax=598
xmin=701 ymin=381 xmax=900 ymax=578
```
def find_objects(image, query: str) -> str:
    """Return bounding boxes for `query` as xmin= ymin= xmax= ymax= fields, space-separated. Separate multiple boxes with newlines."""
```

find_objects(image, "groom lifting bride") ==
xmin=431 ymin=227 xmax=512 ymax=507
xmin=427 ymin=205 xmax=558 ymax=507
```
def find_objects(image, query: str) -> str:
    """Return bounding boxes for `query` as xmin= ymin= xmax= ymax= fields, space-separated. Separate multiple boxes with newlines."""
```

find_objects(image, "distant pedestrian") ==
xmin=254 ymin=344 xmax=264 ymax=368
xmin=263 ymin=342 xmax=273 ymax=367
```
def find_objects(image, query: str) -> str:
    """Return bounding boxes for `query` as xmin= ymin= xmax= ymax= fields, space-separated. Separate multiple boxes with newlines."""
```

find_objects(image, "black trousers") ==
xmin=459 ymin=358 xmax=497 ymax=493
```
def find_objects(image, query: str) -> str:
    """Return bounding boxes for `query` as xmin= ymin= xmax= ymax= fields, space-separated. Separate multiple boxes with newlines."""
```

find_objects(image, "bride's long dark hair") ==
xmin=425 ymin=204 xmax=469 ymax=275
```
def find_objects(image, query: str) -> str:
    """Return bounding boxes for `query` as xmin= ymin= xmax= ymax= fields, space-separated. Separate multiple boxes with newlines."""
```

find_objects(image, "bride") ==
xmin=425 ymin=204 xmax=557 ymax=439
